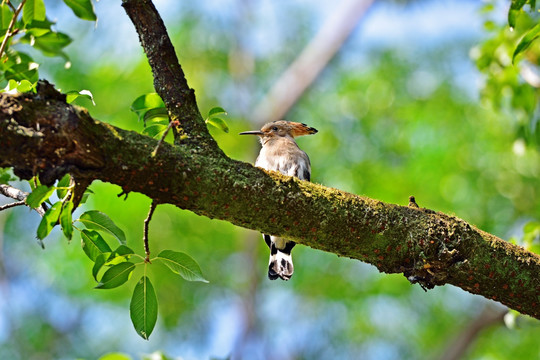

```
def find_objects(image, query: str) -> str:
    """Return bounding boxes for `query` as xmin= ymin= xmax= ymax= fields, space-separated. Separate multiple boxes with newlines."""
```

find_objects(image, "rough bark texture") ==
xmin=0 ymin=0 xmax=538 ymax=320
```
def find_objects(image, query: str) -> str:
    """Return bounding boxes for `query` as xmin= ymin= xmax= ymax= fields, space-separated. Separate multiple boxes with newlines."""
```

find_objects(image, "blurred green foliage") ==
xmin=0 ymin=1 xmax=539 ymax=360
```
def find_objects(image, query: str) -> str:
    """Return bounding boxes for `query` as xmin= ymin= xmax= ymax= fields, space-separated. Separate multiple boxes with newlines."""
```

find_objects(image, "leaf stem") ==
xmin=3 ymin=0 xmax=16 ymax=13
xmin=151 ymin=120 xmax=178 ymax=157
xmin=143 ymin=201 xmax=157 ymax=263
xmin=0 ymin=0 xmax=26 ymax=60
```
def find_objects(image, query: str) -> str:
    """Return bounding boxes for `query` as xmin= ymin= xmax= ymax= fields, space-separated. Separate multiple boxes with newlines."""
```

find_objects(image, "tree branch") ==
xmin=0 ymin=87 xmax=538 ymax=319
xmin=121 ymin=0 xmax=222 ymax=153
xmin=0 ymin=200 xmax=25 ymax=211
xmin=0 ymin=184 xmax=45 ymax=216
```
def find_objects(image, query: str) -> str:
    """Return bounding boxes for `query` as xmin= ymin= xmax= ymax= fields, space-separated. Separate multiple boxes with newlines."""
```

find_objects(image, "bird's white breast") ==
xmin=255 ymin=141 xmax=310 ymax=180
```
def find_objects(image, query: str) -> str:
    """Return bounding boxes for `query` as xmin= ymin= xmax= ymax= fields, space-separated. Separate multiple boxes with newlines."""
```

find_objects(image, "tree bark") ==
xmin=0 ymin=0 xmax=538 ymax=320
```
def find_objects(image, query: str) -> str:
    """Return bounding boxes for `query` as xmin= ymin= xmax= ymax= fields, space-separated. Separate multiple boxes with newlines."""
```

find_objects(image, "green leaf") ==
xmin=36 ymin=201 xmax=62 ymax=240
xmin=26 ymin=184 xmax=54 ymax=208
xmin=56 ymin=173 xmax=71 ymax=200
xmin=31 ymin=31 xmax=72 ymax=57
xmin=23 ymin=0 xmax=46 ymax=24
xmin=130 ymin=93 xmax=165 ymax=122
xmin=98 ymin=353 xmax=133 ymax=360
xmin=65 ymin=89 xmax=95 ymax=105
xmin=513 ymin=23 xmax=540 ymax=63
xmin=92 ymin=253 xmax=108 ymax=281
xmin=130 ymin=276 xmax=158 ymax=340
xmin=106 ymin=245 xmax=135 ymax=265
xmin=77 ymin=210 xmax=126 ymax=244
xmin=1 ymin=79 xmax=35 ymax=93
xmin=95 ymin=262 xmax=135 ymax=289
xmin=156 ymin=250 xmax=209 ymax=283
xmin=81 ymin=229 xmax=112 ymax=262
xmin=63 ymin=0 xmax=97 ymax=21
xmin=16 ymin=79 xmax=34 ymax=92
xmin=143 ymin=107 xmax=169 ymax=126
xmin=79 ymin=188 xmax=93 ymax=204
xmin=206 ymin=117 xmax=229 ymax=133
xmin=4 ymin=62 xmax=39 ymax=83
xmin=60 ymin=200 xmax=73 ymax=240
xmin=208 ymin=106 xmax=227 ymax=117
xmin=0 ymin=168 xmax=15 ymax=184
xmin=142 ymin=123 xmax=168 ymax=139
xmin=0 ymin=5 xmax=13 ymax=31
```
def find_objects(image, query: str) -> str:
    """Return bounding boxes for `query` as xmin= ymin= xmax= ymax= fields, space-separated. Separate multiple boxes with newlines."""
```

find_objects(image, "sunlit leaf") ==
xmin=206 ymin=117 xmax=229 ymax=133
xmin=63 ymin=0 xmax=97 ymax=21
xmin=26 ymin=185 xmax=54 ymax=208
xmin=56 ymin=173 xmax=71 ymax=200
xmin=106 ymin=245 xmax=135 ymax=265
xmin=513 ymin=23 xmax=540 ymax=63
xmin=95 ymin=262 xmax=135 ymax=289
xmin=16 ymin=79 xmax=34 ymax=92
xmin=98 ymin=353 xmax=133 ymax=360
xmin=36 ymin=201 xmax=62 ymax=240
xmin=77 ymin=210 xmax=126 ymax=244
xmin=23 ymin=0 xmax=46 ymax=24
xmin=130 ymin=93 xmax=165 ymax=122
xmin=0 ymin=5 xmax=13 ymax=31
xmin=142 ymin=123 xmax=168 ymax=138
xmin=130 ymin=276 xmax=158 ymax=340
xmin=81 ymin=229 xmax=112 ymax=262
xmin=208 ymin=106 xmax=227 ymax=117
xmin=60 ymin=200 xmax=74 ymax=240
xmin=156 ymin=250 xmax=208 ymax=283
xmin=66 ymin=89 xmax=95 ymax=105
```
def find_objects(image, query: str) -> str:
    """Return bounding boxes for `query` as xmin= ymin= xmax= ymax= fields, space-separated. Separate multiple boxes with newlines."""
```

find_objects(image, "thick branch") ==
xmin=0 ymin=88 xmax=538 ymax=319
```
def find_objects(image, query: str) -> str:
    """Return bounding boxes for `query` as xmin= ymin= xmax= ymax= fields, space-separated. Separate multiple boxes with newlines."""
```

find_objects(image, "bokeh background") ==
xmin=0 ymin=0 xmax=539 ymax=359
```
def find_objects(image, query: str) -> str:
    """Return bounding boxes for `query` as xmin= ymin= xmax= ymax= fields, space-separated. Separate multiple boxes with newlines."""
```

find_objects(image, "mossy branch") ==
xmin=0 ymin=86 xmax=539 ymax=319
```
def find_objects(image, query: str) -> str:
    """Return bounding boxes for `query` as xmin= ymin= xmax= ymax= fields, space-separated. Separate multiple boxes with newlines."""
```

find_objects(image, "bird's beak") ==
xmin=239 ymin=130 xmax=264 ymax=136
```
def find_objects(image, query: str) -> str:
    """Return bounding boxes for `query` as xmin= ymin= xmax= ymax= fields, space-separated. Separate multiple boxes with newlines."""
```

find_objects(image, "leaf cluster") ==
xmin=474 ymin=2 xmax=540 ymax=146
xmin=130 ymin=93 xmax=230 ymax=139
xmin=23 ymin=175 xmax=209 ymax=340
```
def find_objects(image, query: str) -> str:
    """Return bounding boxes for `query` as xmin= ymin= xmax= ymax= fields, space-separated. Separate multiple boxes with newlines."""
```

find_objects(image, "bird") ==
xmin=240 ymin=120 xmax=318 ymax=280
xmin=408 ymin=196 xmax=419 ymax=208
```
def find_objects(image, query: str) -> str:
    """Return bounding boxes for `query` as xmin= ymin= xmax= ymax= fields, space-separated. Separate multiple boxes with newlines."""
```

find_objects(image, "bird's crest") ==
xmin=260 ymin=120 xmax=318 ymax=137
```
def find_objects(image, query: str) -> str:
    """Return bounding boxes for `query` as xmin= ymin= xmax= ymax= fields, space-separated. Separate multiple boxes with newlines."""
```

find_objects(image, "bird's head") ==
xmin=239 ymin=120 xmax=318 ymax=139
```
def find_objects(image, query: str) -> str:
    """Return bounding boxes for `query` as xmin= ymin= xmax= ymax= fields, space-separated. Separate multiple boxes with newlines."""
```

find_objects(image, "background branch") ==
xmin=253 ymin=0 xmax=375 ymax=125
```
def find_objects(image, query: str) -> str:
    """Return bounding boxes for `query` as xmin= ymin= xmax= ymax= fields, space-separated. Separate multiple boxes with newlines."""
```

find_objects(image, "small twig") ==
xmin=0 ymin=0 xmax=26 ymax=60
xmin=143 ymin=201 xmax=157 ymax=263
xmin=3 ymin=0 xmax=16 ymax=13
xmin=0 ymin=200 xmax=25 ymax=211
xmin=0 ymin=184 xmax=45 ymax=216
xmin=152 ymin=120 xmax=179 ymax=157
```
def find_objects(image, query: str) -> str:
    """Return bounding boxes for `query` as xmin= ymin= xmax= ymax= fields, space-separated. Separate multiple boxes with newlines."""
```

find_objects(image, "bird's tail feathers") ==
xmin=264 ymin=235 xmax=295 ymax=281
xmin=268 ymin=249 xmax=294 ymax=281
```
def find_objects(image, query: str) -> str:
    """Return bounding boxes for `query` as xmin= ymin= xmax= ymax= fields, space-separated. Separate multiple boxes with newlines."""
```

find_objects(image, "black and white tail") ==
xmin=264 ymin=234 xmax=296 ymax=280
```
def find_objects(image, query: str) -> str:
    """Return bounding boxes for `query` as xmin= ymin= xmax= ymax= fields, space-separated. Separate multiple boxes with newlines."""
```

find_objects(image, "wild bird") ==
xmin=240 ymin=120 xmax=318 ymax=280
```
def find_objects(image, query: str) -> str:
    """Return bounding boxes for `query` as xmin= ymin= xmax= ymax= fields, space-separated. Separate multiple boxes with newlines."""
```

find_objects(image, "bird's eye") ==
xmin=272 ymin=127 xmax=278 ymax=131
